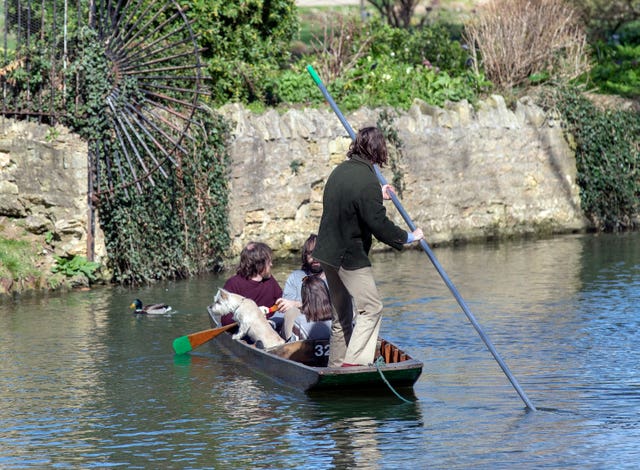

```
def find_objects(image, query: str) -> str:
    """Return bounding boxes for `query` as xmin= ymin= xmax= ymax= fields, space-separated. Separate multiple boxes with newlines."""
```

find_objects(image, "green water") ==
xmin=1 ymin=232 xmax=639 ymax=468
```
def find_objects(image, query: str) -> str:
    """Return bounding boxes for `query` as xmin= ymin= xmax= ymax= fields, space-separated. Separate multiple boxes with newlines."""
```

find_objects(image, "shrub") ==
xmin=265 ymin=65 xmax=324 ymax=104
xmin=334 ymin=55 xmax=481 ymax=109
xmin=368 ymin=20 xmax=470 ymax=74
xmin=271 ymin=18 xmax=488 ymax=109
xmin=585 ymin=20 xmax=640 ymax=98
xmin=548 ymin=87 xmax=640 ymax=230
xmin=588 ymin=42 xmax=640 ymax=97
xmin=188 ymin=0 xmax=299 ymax=105
xmin=569 ymin=0 xmax=640 ymax=41
xmin=463 ymin=0 xmax=590 ymax=91
xmin=98 ymin=108 xmax=231 ymax=285
xmin=52 ymin=255 xmax=101 ymax=282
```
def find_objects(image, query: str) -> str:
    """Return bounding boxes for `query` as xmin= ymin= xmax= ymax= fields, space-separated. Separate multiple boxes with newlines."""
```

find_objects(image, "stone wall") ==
xmin=220 ymin=95 xmax=588 ymax=258
xmin=0 ymin=119 xmax=105 ymax=263
xmin=0 ymin=95 xmax=589 ymax=268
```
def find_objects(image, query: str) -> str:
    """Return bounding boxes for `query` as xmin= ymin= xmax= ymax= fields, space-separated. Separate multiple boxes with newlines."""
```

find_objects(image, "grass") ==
xmin=0 ymin=236 xmax=39 ymax=279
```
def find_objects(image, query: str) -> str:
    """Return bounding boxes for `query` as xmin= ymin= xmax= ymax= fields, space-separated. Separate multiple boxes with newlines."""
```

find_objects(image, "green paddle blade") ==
xmin=173 ymin=335 xmax=193 ymax=355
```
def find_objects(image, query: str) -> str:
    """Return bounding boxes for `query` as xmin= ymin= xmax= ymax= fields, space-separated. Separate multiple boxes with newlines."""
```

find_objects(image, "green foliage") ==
xmin=97 ymin=109 xmax=231 ymax=285
xmin=587 ymin=41 xmax=640 ymax=98
xmin=188 ymin=0 xmax=299 ymax=104
xmin=265 ymin=66 xmax=324 ymax=104
xmin=289 ymin=159 xmax=303 ymax=175
xmin=0 ymin=237 xmax=38 ymax=279
xmin=271 ymin=20 xmax=487 ymax=109
xmin=550 ymin=87 xmax=640 ymax=230
xmin=45 ymin=127 xmax=60 ymax=142
xmin=367 ymin=21 xmax=471 ymax=74
xmin=377 ymin=109 xmax=405 ymax=197
xmin=336 ymin=57 xmax=483 ymax=110
xmin=51 ymin=255 xmax=101 ymax=281
xmin=64 ymin=27 xmax=112 ymax=139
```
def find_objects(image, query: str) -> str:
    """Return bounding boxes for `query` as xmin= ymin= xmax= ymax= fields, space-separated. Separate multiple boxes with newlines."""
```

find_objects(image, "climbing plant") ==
xmin=1 ymin=1 xmax=233 ymax=285
xmin=96 ymin=109 xmax=231 ymax=285
xmin=377 ymin=109 xmax=406 ymax=198
xmin=548 ymin=87 xmax=639 ymax=231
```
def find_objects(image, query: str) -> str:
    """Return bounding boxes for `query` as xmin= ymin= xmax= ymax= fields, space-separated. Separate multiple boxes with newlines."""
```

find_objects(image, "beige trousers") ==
xmin=322 ymin=264 xmax=383 ymax=367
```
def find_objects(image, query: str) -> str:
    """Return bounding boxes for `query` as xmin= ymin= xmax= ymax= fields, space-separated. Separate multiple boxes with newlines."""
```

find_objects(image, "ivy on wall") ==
xmin=377 ymin=109 xmax=406 ymax=198
xmin=69 ymin=28 xmax=232 ymax=285
xmin=95 ymin=110 xmax=230 ymax=285
xmin=550 ymin=87 xmax=639 ymax=231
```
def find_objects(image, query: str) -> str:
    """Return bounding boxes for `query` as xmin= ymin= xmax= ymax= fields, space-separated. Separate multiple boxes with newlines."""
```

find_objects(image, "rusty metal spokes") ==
xmin=90 ymin=0 xmax=207 ymax=196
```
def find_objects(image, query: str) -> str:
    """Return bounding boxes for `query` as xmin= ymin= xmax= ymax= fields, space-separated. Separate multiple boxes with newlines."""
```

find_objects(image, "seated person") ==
xmin=275 ymin=234 xmax=326 ymax=339
xmin=221 ymin=241 xmax=283 ymax=326
xmin=282 ymin=234 xmax=324 ymax=303
xmin=289 ymin=274 xmax=332 ymax=342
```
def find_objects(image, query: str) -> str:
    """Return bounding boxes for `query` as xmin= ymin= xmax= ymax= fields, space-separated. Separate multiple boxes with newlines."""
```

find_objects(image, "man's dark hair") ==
xmin=301 ymin=234 xmax=317 ymax=271
xmin=237 ymin=241 xmax=272 ymax=279
xmin=347 ymin=126 xmax=388 ymax=167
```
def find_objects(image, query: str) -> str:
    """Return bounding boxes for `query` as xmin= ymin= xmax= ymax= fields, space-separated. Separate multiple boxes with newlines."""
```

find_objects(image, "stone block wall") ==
xmin=220 ymin=96 xmax=588 ymax=258
xmin=0 ymin=119 xmax=105 ymax=263
xmin=0 ymin=94 xmax=589 ymax=267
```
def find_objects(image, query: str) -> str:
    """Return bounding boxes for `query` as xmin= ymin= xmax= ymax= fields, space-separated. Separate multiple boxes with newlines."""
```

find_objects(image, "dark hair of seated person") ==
xmin=300 ymin=275 xmax=332 ymax=322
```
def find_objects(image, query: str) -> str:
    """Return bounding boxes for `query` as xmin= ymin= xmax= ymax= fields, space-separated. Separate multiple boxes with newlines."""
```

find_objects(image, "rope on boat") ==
xmin=373 ymin=357 xmax=413 ymax=403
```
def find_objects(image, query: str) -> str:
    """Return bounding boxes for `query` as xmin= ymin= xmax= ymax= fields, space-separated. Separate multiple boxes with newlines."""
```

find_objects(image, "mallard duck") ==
xmin=130 ymin=298 xmax=172 ymax=315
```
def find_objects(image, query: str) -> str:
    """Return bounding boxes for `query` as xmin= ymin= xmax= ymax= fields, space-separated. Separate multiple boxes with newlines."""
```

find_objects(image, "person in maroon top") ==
xmin=220 ymin=241 xmax=283 ymax=326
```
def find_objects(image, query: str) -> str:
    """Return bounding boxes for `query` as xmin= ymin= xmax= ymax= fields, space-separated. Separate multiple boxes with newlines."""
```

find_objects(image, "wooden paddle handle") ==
xmin=188 ymin=322 xmax=238 ymax=348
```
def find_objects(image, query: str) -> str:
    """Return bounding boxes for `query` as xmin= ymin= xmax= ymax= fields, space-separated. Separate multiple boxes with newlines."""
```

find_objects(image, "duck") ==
xmin=130 ymin=298 xmax=172 ymax=315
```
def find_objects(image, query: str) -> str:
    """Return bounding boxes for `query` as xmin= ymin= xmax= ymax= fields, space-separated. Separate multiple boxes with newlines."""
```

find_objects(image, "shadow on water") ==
xmin=173 ymin=348 xmax=427 ymax=468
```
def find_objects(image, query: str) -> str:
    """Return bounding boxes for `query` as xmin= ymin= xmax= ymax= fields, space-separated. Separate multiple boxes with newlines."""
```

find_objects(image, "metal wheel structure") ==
xmin=88 ymin=0 xmax=206 ymax=196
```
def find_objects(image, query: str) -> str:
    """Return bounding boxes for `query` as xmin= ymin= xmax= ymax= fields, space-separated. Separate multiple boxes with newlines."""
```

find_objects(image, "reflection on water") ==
xmin=1 ymin=232 xmax=639 ymax=468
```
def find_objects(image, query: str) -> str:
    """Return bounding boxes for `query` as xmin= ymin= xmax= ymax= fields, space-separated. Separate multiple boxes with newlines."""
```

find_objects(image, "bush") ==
xmin=569 ymin=0 xmax=640 ymax=41
xmin=549 ymin=87 xmax=640 ymax=230
xmin=98 ymin=109 xmax=231 ymax=285
xmin=585 ymin=20 xmax=640 ymax=98
xmin=588 ymin=42 xmax=640 ymax=97
xmin=270 ymin=18 xmax=488 ymax=109
xmin=368 ymin=20 xmax=470 ymax=74
xmin=188 ymin=0 xmax=299 ymax=105
xmin=463 ymin=0 xmax=590 ymax=90
xmin=334 ymin=56 xmax=482 ymax=109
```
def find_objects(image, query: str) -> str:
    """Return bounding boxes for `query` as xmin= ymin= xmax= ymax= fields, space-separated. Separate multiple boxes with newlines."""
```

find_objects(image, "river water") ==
xmin=1 ymin=232 xmax=639 ymax=469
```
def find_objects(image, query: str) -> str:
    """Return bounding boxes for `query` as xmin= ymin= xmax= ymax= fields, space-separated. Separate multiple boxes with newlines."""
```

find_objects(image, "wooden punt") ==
xmin=207 ymin=305 xmax=423 ymax=392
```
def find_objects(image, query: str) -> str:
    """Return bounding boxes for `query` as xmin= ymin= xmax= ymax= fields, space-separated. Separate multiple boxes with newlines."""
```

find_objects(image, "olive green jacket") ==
xmin=313 ymin=155 xmax=408 ymax=269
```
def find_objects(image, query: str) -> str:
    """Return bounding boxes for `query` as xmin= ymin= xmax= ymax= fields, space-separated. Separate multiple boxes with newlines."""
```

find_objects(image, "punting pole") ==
xmin=306 ymin=65 xmax=536 ymax=411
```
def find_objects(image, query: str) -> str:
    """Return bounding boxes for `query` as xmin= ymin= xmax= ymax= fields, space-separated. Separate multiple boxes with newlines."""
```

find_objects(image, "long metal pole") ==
xmin=307 ymin=65 xmax=536 ymax=411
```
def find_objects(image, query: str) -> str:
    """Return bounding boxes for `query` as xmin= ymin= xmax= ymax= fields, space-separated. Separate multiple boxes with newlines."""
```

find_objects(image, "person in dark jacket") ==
xmin=313 ymin=126 xmax=423 ymax=367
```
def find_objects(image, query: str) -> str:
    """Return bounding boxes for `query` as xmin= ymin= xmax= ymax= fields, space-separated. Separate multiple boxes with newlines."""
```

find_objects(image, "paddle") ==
xmin=306 ymin=65 xmax=537 ymax=411
xmin=173 ymin=323 xmax=238 ymax=355
xmin=172 ymin=305 xmax=279 ymax=355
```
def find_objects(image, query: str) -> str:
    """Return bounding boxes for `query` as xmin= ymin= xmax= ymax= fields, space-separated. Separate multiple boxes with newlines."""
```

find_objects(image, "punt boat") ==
xmin=207 ymin=305 xmax=423 ymax=393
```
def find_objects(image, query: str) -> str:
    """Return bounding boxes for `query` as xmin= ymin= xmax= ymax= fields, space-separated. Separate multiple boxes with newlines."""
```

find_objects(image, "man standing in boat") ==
xmin=313 ymin=126 xmax=424 ymax=368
